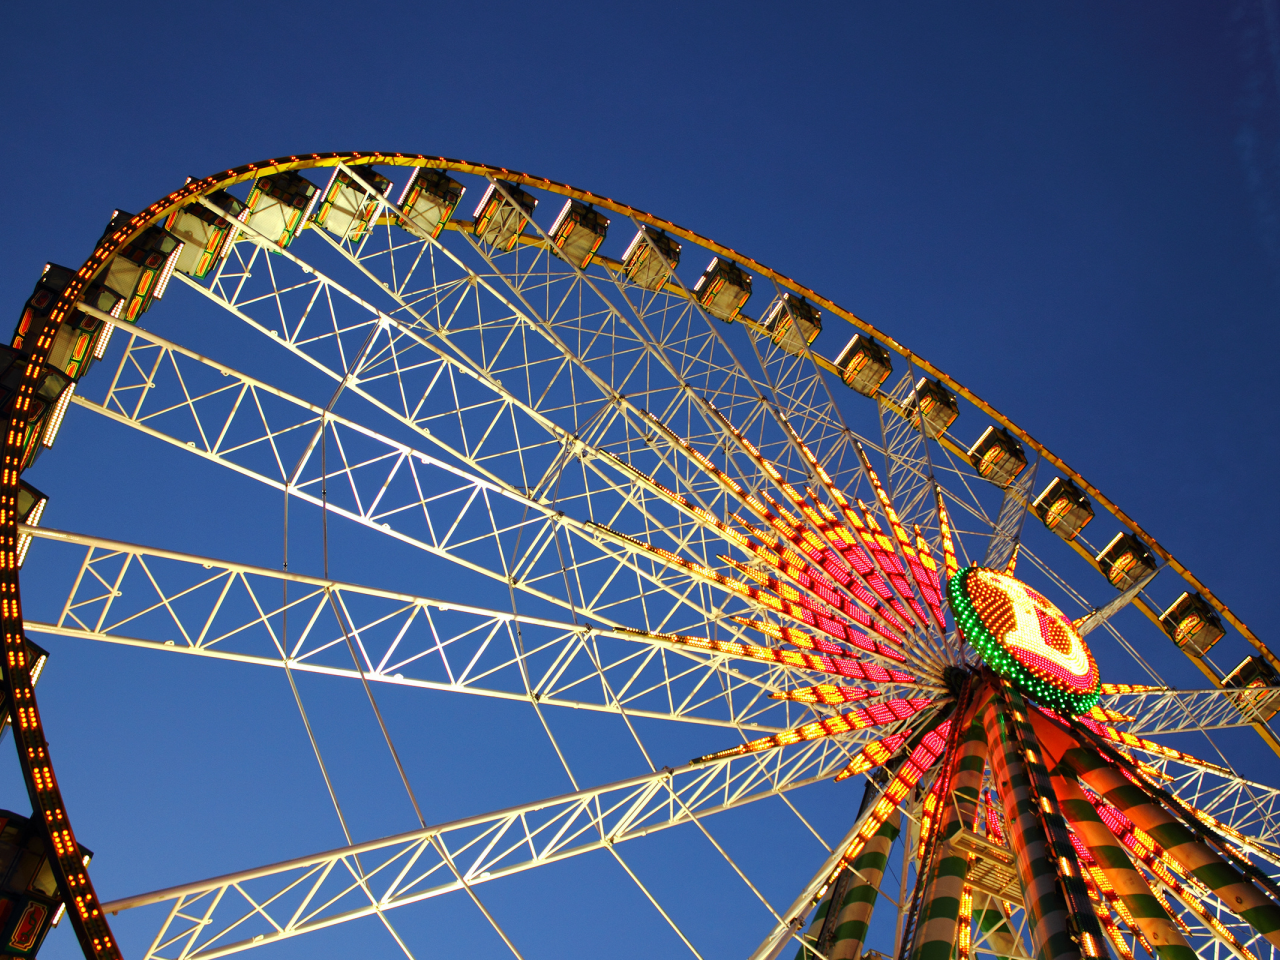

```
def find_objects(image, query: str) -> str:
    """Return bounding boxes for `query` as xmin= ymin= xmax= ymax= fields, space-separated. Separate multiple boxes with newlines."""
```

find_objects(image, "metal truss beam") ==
xmin=100 ymin=740 xmax=860 ymax=960
xmin=1104 ymin=686 xmax=1280 ymax=736
xmin=73 ymin=320 xmax=780 ymax=640
xmin=24 ymin=524 xmax=911 ymax=732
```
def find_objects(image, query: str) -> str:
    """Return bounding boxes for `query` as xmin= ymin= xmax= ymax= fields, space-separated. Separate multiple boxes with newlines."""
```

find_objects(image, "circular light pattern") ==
xmin=948 ymin=566 xmax=1100 ymax=715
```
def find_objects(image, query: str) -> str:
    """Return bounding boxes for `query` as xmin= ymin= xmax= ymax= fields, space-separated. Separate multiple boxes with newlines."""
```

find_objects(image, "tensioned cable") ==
xmin=275 ymin=369 xmax=419 ymax=960
xmin=546 ymin=532 xmax=840 ymax=960
xmin=496 ymin=482 xmax=711 ymax=960
xmin=290 ymin=305 xmax=529 ymax=960
xmin=318 ymin=422 xmax=528 ymax=960
xmin=525 ymin=383 xmax=844 ymax=929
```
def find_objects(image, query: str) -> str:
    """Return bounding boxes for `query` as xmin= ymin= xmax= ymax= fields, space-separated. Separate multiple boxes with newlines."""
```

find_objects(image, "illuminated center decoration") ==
xmin=948 ymin=566 xmax=1100 ymax=714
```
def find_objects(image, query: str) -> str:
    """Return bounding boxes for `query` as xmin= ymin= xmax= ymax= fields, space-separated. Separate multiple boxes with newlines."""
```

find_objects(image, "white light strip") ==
xmin=92 ymin=321 xmax=115 ymax=360
xmin=42 ymin=382 xmax=75 ymax=448
xmin=219 ymin=207 xmax=249 ymax=259
xmin=19 ymin=496 xmax=47 ymax=570
xmin=29 ymin=654 xmax=47 ymax=686
xmin=51 ymin=903 xmax=65 ymax=928
xmin=153 ymin=244 xmax=183 ymax=300
xmin=396 ymin=166 xmax=420 ymax=206
xmin=300 ymin=183 xmax=321 ymax=225
xmin=19 ymin=497 xmax=46 ymax=564
xmin=15 ymin=534 xmax=32 ymax=568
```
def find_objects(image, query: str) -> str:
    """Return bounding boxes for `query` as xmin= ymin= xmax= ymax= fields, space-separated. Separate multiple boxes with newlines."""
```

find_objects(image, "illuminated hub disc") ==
xmin=948 ymin=566 xmax=1100 ymax=714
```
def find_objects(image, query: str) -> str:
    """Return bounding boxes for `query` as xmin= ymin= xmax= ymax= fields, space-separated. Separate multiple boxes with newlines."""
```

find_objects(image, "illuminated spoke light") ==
xmin=916 ymin=765 xmax=949 ymax=856
xmin=768 ymin=684 xmax=876 ymax=705
xmin=719 ymin=556 xmax=906 ymax=656
xmin=615 ymin=628 xmax=918 ymax=685
xmin=849 ymin=498 xmax=927 ymax=628
xmin=825 ymin=721 xmax=952 ymax=876
xmin=1087 ymin=705 xmax=1136 ymax=724
xmin=700 ymin=407 xmax=916 ymax=639
xmin=691 ymin=698 xmax=933 ymax=763
xmin=1073 ymin=713 xmax=1231 ymax=776
xmin=731 ymin=618 xmax=863 ymax=658
xmin=854 ymin=443 xmax=947 ymax=631
xmin=833 ymin=731 xmax=911 ymax=781
xmin=1076 ymin=853 xmax=1138 ymax=960
xmin=598 ymin=415 xmax=912 ymax=648
xmin=1100 ymin=682 xmax=1165 ymax=694
xmin=1003 ymin=542 xmax=1020 ymax=576
xmin=1083 ymin=785 xmax=1210 ymax=900
xmin=1089 ymin=792 xmax=1262 ymax=960
xmin=934 ymin=485 xmax=960 ymax=582
xmin=912 ymin=526 xmax=946 ymax=626
xmin=956 ymin=869 xmax=975 ymax=960
xmin=983 ymin=789 xmax=1005 ymax=844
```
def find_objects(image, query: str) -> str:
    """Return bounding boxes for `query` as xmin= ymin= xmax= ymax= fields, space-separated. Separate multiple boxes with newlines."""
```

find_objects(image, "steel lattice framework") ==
xmin=4 ymin=153 xmax=1278 ymax=960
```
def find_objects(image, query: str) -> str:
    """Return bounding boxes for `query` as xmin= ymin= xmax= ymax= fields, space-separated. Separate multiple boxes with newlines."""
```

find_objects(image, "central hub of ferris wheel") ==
xmin=949 ymin=566 xmax=1101 ymax=715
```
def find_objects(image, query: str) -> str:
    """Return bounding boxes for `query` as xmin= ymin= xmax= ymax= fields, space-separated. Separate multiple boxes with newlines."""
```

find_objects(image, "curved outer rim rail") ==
xmin=15 ymin=151 xmax=1280 ymax=960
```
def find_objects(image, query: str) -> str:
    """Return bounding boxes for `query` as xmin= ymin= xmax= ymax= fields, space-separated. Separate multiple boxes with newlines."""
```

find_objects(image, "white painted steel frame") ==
xmin=25 ymin=155 xmax=1280 ymax=960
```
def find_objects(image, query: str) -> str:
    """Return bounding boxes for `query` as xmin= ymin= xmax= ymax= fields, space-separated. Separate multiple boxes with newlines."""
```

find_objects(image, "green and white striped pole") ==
xmin=796 ymin=789 xmax=902 ymax=960
xmin=909 ymin=701 xmax=990 ymax=960
xmin=981 ymin=691 xmax=1084 ymax=960
xmin=1051 ymin=770 xmax=1195 ymax=960
xmin=1030 ymin=710 xmax=1280 ymax=952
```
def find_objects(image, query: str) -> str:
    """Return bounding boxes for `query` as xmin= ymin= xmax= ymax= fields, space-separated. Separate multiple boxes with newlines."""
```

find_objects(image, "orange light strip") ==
xmin=833 ymin=731 xmax=911 ymax=782
xmin=768 ymin=684 xmax=876 ymax=705
xmin=916 ymin=761 xmax=950 ymax=857
xmin=822 ymin=720 xmax=953 ymax=885
xmin=983 ymin=789 xmax=1004 ymax=844
xmin=1003 ymin=543 xmax=1020 ymax=577
xmin=1075 ymin=715 xmax=1231 ymax=776
xmin=691 ymin=698 xmax=934 ymax=763
xmin=1077 ymin=865 xmax=1137 ymax=960
xmin=1087 ymin=705 xmax=1136 ymax=724
xmin=854 ymin=444 xmax=947 ymax=632
xmin=956 ymin=865 xmax=976 ymax=960
xmin=614 ymin=627 xmax=918 ymax=685
xmin=731 ymin=617 xmax=861 ymax=657
xmin=1100 ymin=683 xmax=1166 ymax=694
xmin=1083 ymin=785 xmax=1210 ymax=900
xmin=1070 ymin=817 xmax=1151 ymax=958
xmin=1163 ymin=793 xmax=1254 ymax=852
xmin=933 ymin=485 xmax=960 ymax=582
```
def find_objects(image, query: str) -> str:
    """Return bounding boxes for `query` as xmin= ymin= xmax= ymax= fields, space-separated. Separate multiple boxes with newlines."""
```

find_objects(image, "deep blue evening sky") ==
xmin=2 ymin=4 xmax=1278 ymax=960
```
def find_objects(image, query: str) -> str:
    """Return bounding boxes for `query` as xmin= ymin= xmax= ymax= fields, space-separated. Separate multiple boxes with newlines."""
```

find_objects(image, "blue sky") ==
xmin=2 ymin=4 xmax=1278 ymax=960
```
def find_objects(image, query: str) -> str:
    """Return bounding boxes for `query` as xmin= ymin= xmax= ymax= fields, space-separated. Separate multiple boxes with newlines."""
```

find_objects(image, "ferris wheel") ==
xmin=2 ymin=152 xmax=1279 ymax=960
